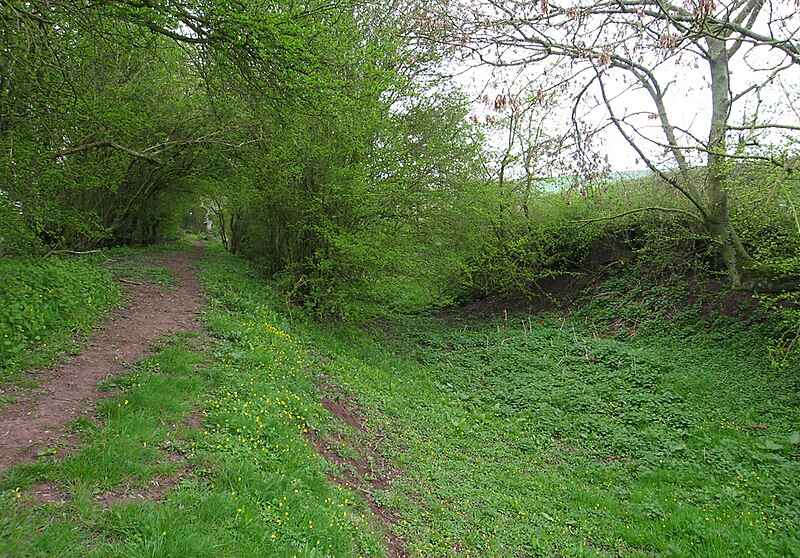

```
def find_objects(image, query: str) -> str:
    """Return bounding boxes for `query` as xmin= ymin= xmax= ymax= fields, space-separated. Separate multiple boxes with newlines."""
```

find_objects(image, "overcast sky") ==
xmin=444 ymin=8 xmax=800 ymax=176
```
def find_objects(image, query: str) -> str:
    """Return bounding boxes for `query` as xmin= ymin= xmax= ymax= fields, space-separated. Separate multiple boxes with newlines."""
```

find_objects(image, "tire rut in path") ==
xmin=0 ymin=243 xmax=205 ymax=474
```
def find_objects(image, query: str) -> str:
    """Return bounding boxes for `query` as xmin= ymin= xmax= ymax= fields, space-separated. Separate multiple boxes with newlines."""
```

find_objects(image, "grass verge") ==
xmin=0 ymin=255 xmax=121 ymax=380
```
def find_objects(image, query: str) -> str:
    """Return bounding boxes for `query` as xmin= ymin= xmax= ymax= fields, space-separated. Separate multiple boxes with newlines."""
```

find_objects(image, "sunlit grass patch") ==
xmin=197 ymin=249 xmax=387 ymax=557
xmin=2 ymin=294 xmax=387 ymax=556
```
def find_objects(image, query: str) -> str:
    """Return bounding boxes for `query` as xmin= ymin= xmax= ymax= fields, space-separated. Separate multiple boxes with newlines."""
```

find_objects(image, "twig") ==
xmin=573 ymin=206 xmax=701 ymax=226
xmin=118 ymin=278 xmax=143 ymax=286
xmin=43 ymin=249 xmax=113 ymax=261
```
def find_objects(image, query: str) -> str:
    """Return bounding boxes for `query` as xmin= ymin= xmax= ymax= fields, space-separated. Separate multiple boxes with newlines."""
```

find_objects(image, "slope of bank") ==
xmin=2 ymin=244 xmax=799 ymax=557
xmin=1 ymin=244 xmax=393 ymax=557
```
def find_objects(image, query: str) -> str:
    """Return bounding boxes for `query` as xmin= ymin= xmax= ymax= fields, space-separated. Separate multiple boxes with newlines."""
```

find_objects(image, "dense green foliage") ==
xmin=3 ymin=0 xmax=800 ymax=314
xmin=1 ymin=0 xmax=498 ymax=314
xmin=218 ymin=91 xmax=491 ymax=316
xmin=2 ymin=0 xmax=800 ymax=552
xmin=0 ymin=256 xmax=120 ymax=371
xmin=0 ymin=5 xmax=209 ymax=250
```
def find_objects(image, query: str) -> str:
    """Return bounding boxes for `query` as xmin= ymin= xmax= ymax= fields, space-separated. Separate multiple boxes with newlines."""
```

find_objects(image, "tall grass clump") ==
xmin=0 ymin=256 xmax=121 ymax=370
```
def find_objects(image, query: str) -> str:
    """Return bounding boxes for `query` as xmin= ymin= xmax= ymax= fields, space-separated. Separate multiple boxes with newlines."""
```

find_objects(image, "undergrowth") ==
xmin=0 ymin=256 xmax=121 ymax=373
xmin=0 ymin=245 xmax=387 ymax=558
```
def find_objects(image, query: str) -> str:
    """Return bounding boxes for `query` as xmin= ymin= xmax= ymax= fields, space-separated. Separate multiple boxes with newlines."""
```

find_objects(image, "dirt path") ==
xmin=0 ymin=244 xmax=205 ymax=473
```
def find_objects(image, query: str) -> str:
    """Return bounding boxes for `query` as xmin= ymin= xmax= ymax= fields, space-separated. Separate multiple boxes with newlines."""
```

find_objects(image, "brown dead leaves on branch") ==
xmin=695 ymin=0 xmax=716 ymax=19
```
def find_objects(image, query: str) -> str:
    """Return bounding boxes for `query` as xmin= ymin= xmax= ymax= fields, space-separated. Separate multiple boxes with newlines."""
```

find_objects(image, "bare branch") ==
xmin=726 ymin=123 xmax=800 ymax=131
xmin=144 ymin=136 xmax=271 ymax=155
xmin=50 ymin=141 xmax=162 ymax=163
xmin=595 ymin=71 xmax=710 ymax=218
xmin=574 ymin=206 xmax=704 ymax=226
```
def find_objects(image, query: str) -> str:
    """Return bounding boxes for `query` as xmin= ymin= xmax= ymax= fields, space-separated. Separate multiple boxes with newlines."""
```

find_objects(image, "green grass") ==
xmin=0 ymin=256 xmax=122 ymax=375
xmin=197 ymin=249 xmax=386 ymax=557
xmin=0 ymin=333 xmax=209 ymax=555
xmin=302 ymin=305 xmax=800 ymax=555
xmin=0 ymin=247 xmax=387 ymax=558
xmin=3 ymin=245 xmax=798 ymax=557
xmin=0 ymin=238 xmax=204 ymax=390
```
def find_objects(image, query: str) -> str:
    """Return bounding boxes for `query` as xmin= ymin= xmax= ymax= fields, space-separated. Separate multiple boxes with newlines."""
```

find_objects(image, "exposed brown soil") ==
xmin=310 ymin=380 xmax=408 ymax=558
xmin=0 ymin=243 xmax=205 ymax=474
xmin=25 ymin=466 xmax=196 ymax=509
xmin=438 ymin=274 xmax=584 ymax=323
xmin=439 ymin=271 xmax=758 ymax=325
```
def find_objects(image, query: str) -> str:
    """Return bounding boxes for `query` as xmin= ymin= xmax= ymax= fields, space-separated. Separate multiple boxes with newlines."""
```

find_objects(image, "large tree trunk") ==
xmin=705 ymin=168 xmax=800 ymax=291
xmin=704 ymin=40 xmax=800 ymax=292
xmin=706 ymin=39 xmax=750 ymax=288
xmin=705 ymin=208 xmax=752 ymax=287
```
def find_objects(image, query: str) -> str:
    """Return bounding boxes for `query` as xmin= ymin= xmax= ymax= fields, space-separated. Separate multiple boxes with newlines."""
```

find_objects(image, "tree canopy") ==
xmin=2 ymin=0 xmax=800 ymax=313
xmin=429 ymin=0 xmax=800 ymax=290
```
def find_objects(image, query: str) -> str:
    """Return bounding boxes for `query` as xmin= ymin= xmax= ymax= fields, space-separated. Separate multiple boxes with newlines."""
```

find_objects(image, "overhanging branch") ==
xmin=50 ymin=141 xmax=162 ymax=163
xmin=574 ymin=206 xmax=704 ymax=226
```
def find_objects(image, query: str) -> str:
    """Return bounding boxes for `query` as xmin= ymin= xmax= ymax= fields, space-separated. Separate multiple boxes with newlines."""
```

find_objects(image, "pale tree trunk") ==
xmin=705 ymin=38 xmax=756 ymax=288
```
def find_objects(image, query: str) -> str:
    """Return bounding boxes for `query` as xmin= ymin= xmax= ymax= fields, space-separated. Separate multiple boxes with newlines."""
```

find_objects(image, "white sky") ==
xmin=444 ymin=6 xmax=800 ymax=175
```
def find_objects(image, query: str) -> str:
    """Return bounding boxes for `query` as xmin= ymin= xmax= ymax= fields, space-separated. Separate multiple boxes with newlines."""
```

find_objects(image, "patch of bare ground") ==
xmin=438 ymin=271 xmax=759 ymax=328
xmin=90 ymin=467 xmax=196 ymax=508
xmin=438 ymin=274 xmax=584 ymax=323
xmin=309 ymin=380 xmax=408 ymax=558
xmin=182 ymin=409 xmax=205 ymax=431
xmin=0 ymin=242 xmax=206 ymax=474
xmin=24 ymin=464 xmax=197 ymax=509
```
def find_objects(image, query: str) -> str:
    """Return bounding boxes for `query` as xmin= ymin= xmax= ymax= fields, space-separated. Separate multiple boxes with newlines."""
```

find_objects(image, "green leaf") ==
xmin=761 ymin=440 xmax=784 ymax=451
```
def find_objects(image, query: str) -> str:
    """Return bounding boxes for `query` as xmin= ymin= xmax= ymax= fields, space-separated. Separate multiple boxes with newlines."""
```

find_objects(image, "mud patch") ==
xmin=438 ymin=274 xmax=584 ymax=323
xmin=91 ymin=467 xmax=196 ymax=508
xmin=310 ymin=380 xmax=408 ymax=558
xmin=25 ymin=482 xmax=72 ymax=507
xmin=25 ymin=462 xmax=197 ymax=509
xmin=320 ymin=382 xmax=368 ymax=432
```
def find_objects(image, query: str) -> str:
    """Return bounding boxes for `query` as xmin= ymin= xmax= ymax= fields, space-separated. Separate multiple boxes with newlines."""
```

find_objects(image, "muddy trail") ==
xmin=0 ymin=244 xmax=409 ymax=557
xmin=0 ymin=243 xmax=205 ymax=473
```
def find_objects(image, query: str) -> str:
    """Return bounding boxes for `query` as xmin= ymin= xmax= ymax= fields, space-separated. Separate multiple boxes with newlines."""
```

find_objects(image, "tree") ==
xmin=428 ymin=0 xmax=800 ymax=291
xmin=1 ymin=0 xmax=496 ymax=313
xmin=0 ymin=0 xmax=352 ymax=250
xmin=0 ymin=7 xmax=213 ymax=248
